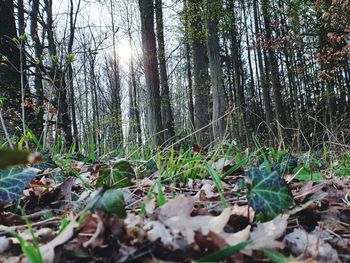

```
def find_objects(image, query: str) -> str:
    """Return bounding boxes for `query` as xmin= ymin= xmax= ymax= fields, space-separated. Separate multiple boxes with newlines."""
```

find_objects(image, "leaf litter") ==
xmin=0 ymin=148 xmax=349 ymax=262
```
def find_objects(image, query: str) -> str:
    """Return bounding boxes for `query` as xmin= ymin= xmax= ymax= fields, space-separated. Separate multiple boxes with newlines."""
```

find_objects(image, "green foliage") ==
xmin=19 ymin=33 xmax=28 ymax=42
xmin=246 ymin=168 xmax=293 ymax=221
xmin=0 ymin=55 xmax=8 ymax=62
xmin=260 ymin=248 xmax=294 ymax=263
xmin=156 ymin=179 xmax=166 ymax=206
xmin=204 ymin=161 xmax=228 ymax=207
xmin=93 ymin=189 xmax=126 ymax=217
xmin=0 ymin=168 xmax=38 ymax=201
xmin=196 ymin=240 xmax=252 ymax=262
xmin=11 ymin=213 xmax=44 ymax=263
xmin=89 ymin=126 xmax=95 ymax=162
xmin=66 ymin=53 xmax=76 ymax=63
xmin=11 ymin=232 xmax=44 ymax=263
xmin=0 ymin=97 xmax=5 ymax=109
xmin=12 ymin=37 xmax=20 ymax=45
xmin=293 ymin=166 xmax=323 ymax=182
xmin=96 ymin=160 xmax=134 ymax=189
xmin=18 ymin=125 xmax=43 ymax=151
xmin=50 ymin=54 xmax=59 ymax=64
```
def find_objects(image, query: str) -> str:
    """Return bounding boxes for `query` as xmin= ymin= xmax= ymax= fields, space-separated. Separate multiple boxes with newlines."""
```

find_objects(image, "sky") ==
xmin=50 ymin=0 xmax=184 ymax=136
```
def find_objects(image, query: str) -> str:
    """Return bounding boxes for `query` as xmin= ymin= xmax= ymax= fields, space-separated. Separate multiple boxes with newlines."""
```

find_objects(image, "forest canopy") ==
xmin=0 ymin=0 xmax=348 ymax=151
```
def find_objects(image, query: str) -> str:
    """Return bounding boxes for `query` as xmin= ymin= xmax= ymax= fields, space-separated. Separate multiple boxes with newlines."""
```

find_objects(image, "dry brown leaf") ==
xmin=144 ymin=221 xmax=174 ymax=247
xmin=38 ymin=214 xmax=80 ymax=263
xmin=212 ymin=158 xmax=235 ymax=171
xmin=194 ymin=183 xmax=220 ymax=201
xmin=125 ymin=213 xmax=148 ymax=245
xmin=284 ymin=228 xmax=339 ymax=263
xmin=144 ymin=198 xmax=156 ymax=215
xmin=244 ymin=214 xmax=289 ymax=255
xmin=158 ymin=195 xmax=195 ymax=220
xmin=82 ymin=213 xmax=105 ymax=249
xmin=139 ymin=195 xmax=253 ymax=249
xmin=0 ymin=236 xmax=10 ymax=253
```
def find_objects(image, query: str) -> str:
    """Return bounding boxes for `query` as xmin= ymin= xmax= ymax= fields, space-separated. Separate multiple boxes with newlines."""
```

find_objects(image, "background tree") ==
xmin=205 ymin=0 xmax=226 ymax=140
xmin=155 ymin=0 xmax=175 ymax=142
xmin=0 ymin=0 xmax=21 ymax=127
xmin=139 ymin=0 xmax=163 ymax=147
xmin=187 ymin=0 xmax=210 ymax=145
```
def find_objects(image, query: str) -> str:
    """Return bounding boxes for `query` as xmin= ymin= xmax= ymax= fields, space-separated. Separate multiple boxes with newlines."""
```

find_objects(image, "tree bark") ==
xmin=0 ymin=0 xmax=21 ymax=128
xmin=206 ymin=0 xmax=226 ymax=140
xmin=262 ymin=0 xmax=286 ymax=127
xmin=253 ymin=0 xmax=273 ymax=128
xmin=188 ymin=0 xmax=210 ymax=145
xmin=155 ymin=0 xmax=175 ymax=142
xmin=128 ymin=31 xmax=142 ymax=146
xmin=44 ymin=0 xmax=73 ymax=147
xmin=139 ymin=0 xmax=163 ymax=146
xmin=67 ymin=0 xmax=81 ymax=147
xmin=30 ymin=0 xmax=45 ymax=137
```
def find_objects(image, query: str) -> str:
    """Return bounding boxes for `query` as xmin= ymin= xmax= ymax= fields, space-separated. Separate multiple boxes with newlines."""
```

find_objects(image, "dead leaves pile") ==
xmin=0 ymin=156 xmax=350 ymax=262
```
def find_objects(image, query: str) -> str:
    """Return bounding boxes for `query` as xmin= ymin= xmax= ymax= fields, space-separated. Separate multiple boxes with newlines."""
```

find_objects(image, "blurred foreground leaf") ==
xmin=93 ymin=189 xmax=126 ymax=217
xmin=0 ymin=149 xmax=42 ymax=169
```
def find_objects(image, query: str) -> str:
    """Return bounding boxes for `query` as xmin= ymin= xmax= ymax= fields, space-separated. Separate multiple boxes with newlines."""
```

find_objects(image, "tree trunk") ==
xmin=110 ymin=0 xmax=124 ymax=148
xmin=188 ymin=0 xmax=210 ymax=145
xmin=44 ymin=0 xmax=73 ymax=148
xmin=30 ymin=0 xmax=45 ymax=137
xmin=67 ymin=0 xmax=81 ymax=148
xmin=139 ymin=0 xmax=163 ymax=146
xmin=262 ymin=0 xmax=285 ymax=127
xmin=253 ymin=0 xmax=273 ymax=129
xmin=128 ymin=31 xmax=142 ymax=146
xmin=155 ymin=0 xmax=175 ymax=142
xmin=0 ymin=0 xmax=21 ymax=128
xmin=206 ymin=0 xmax=226 ymax=140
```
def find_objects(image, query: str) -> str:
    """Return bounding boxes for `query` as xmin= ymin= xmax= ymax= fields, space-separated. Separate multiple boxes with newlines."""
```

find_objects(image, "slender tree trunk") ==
xmin=185 ymin=41 xmax=195 ymax=131
xmin=30 ymin=0 xmax=45 ymax=137
xmin=262 ymin=0 xmax=285 ymax=128
xmin=155 ymin=0 xmax=175 ymax=142
xmin=109 ymin=0 xmax=124 ymax=148
xmin=128 ymin=31 xmax=142 ymax=146
xmin=188 ymin=0 xmax=210 ymax=145
xmin=253 ymin=0 xmax=273 ymax=129
xmin=67 ymin=0 xmax=81 ymax=147
xmin=183 ymin=0 xmax=195 ymax=133
xmin=206 ymin=0 xmax=226 ymax=140
xmin=44 ymin=0 xmax=73 ymax=147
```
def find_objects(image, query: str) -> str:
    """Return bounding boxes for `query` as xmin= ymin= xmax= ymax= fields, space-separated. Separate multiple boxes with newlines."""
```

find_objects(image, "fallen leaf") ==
xmin=0 ymin=236 xmax=10 ymax=253
xmin=244 ymin=214 xmax=289 ymax=255
xmin=38 ymin=214 xmax=80 ymax=263
xmin=152 ymin=196 xmax=253 ymax=247
xmin=284 ymin=228 xmax=339 ymax=263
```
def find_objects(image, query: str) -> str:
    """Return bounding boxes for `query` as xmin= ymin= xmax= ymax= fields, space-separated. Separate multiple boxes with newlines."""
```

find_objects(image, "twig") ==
xmin=0 ymin=109 xmax=14 ymax=149
xmin=19 ymin=39 xmax=29 ymax=150
xmin=0 ymin=217 xmax=60 ymax=233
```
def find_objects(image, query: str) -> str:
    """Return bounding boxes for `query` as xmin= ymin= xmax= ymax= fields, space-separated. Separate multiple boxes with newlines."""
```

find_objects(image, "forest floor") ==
xmin=0 ymin=144 xmax=349 ymax=263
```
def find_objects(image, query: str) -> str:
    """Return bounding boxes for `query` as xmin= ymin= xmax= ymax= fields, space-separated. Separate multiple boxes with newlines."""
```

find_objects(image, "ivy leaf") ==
xmin=246 ymin=168 xmax=293 ymax=221
xmin=93 ymin=189 xmax=126 ymax=217
xmin=96 ymin=160 xmax=134 ymax=189
xmin=0 ymin=168 xmax=38 ymax=201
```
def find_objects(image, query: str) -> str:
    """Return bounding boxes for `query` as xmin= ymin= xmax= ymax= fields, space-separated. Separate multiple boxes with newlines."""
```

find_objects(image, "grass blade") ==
xmin=196 ymin=240 xmax=251 ymax=262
